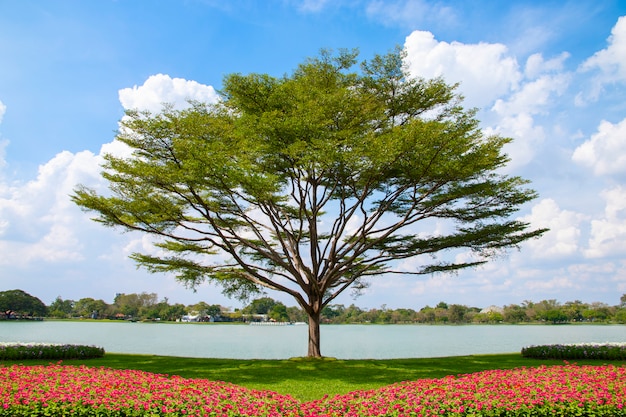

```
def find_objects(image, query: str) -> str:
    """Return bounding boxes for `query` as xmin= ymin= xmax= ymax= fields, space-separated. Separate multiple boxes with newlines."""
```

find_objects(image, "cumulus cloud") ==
xmin=118 ymin=74 xmax=219 ymax=113
xmin=482 ymin=114 xmax=545 ymax=169
xmin=0 ymin=74 xmax=230 ymax=303
xmin=585 ymin=186 xmax=626 ymax=258
xmin=580 ymin=15 xmax=626 ymax=99
xmin=0 ymin=149 xmax=102 ymax=265
xmin=524 ymin=52 xmax=570 ymax=79
xmin=492 ymin=73 xmax=570 ymax=117
xmin=113 ymin=75 xmax=221 ymax=158
xmin=572 ymin=118 xmax=626 ymax=177
xmin=485 ymin=70 xmax=570 ymax=169
xmin=519 ymin=199 xmax=586 ymax=259
xmin=404 ymin=30 xmax=521 ymax=110
xmin=0 ymin=74 xmax=220 ymax=268
xmin=402 ymin=31 xmax=574 ymax=170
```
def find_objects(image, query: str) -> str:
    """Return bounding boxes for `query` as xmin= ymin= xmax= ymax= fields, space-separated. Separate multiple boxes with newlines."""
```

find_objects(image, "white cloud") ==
xmin=485 ymin=72 xmax=570 ymax=169
xmin=404 ymin=30 xmax=521 ymax=110
xmin=524 ymin=52 xmax=570 ymax=79
xmin=0 ymin=73 xmax=227 ymax=305
xmin=585 ymin=186 xmax=626 ymax=258
xmin=0 ymin=139 xmax=8 ymax=171
xmin=118 ymin=74 xmax=219 ymax=113
xmin=0 ymin=149 xmax=103 ymax=265
xmin=113 ymin=75 xmax=221 ymax=159
xmin=580 ymin=15 xmax=626 ymax=99
xmin=614 ymin=262 xmax=626 ymax=293
xmin=366 ymin=0 xmax=455 ymax=28
xmin=99 ymin=137 xmax=134 ymax=160
xmin=524 ymin=275 xmax=577 ymax=292
xmin=0 ymin=100 xmax=6 ymax=124
xmin=492 ymin=73 xmax=570 ymax=117
xmin=0 ymin=74 xmax=220 ymax=270
xmin=123 ymin=234 xmax=164 ymax=257
xmin=483 ymin=113 xmax=544 ymax=169
xmin=407 ymin=274 xmax=461 ymax=298
xmin=519 ymin=199 xmax=586 ymax=259
xmin=0 ymin=101 xmax=6 ymax=173
xmin=572 ymin=118 xmax=626 ymax=177
xmin=295 ymin=0 xmax=330 ymax=13
xmin=567 ymin=262 xmax=618 ymax=282
xmin=402 ymin=31 xmax=577 ymax=172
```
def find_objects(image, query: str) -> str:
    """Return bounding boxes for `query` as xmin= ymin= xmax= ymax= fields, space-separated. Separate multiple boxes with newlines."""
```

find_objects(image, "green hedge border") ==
xmin=522 ymin=343 xmax=626 ymax=360
xmin=0 ymin=343 xmax=105 ymax=360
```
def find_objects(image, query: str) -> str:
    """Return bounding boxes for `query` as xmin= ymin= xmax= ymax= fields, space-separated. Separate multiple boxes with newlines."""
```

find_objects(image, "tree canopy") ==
xmin=73 ymin=48 xmax=546 ymax=357
xmin=0 ymin=289 xmax=47 ymax=319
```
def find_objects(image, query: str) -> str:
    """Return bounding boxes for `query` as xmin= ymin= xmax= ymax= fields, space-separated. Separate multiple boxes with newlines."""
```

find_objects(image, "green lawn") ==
xmin=4 ymin=353 xmax=625 ymax=401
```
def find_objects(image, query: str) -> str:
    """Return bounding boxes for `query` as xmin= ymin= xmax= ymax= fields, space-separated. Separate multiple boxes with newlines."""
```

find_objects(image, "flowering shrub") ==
xmin=522 ymin=343 xmax=626 ymax=360
xmin=2 ymin=363 xmax=625 ymax=416
xmin=0 ymin=343 xmax=104 ymax=360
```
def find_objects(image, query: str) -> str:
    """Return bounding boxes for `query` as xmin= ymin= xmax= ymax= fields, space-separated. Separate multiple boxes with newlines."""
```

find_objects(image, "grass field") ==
xmin=5 ymin=353 xmax=625 ymax=401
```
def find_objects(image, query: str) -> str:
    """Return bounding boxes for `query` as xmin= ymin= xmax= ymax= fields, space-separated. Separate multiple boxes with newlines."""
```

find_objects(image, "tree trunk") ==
xmin=307 ymin=309 xmax=322 ymax=358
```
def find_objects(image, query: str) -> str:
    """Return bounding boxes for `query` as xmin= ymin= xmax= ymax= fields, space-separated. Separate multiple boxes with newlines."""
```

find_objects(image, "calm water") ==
xmin=1 ymin=321 xmax=624 ymax=359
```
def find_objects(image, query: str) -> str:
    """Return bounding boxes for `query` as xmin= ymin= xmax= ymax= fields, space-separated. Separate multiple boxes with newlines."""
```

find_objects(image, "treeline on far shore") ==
xmin=3 ymin=289 xmax=626 ymax=325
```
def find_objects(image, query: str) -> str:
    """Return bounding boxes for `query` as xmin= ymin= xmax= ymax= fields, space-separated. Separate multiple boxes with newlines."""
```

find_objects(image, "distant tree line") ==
xmin=0 ymin=290 xmax=307 ymax=323
xmin=320 ymin=298 xmax=626 ymax=324
xmin=1 ymin=289 xmax=626 ymax=324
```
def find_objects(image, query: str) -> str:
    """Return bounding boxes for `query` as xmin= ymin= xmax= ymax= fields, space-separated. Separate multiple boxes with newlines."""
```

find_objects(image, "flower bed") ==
xmin=0 ymin=364 xmax=300 ymax=417
xmin=0 ymin=343 xmax=104 ymax=360
xmin=1 ymin=363 xmax=625 ymax=416
xmin=311 ymin=365 xmax=626 ymax=416
xmin=522 ymin=343 xmax=626 ymax=360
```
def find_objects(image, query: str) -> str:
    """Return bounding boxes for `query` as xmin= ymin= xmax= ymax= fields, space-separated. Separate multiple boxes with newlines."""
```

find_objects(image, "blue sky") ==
xmin=1 ymin=0 xmax=626 ymax=310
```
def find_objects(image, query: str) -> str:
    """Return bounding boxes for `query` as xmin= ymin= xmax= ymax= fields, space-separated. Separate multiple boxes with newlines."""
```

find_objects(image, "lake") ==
xmin=1 ymin=321 xmax=624 ymax=359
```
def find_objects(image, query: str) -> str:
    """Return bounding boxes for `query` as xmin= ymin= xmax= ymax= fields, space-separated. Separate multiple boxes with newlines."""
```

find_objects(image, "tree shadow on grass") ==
xmin=61 ymin=354 xmax=563 ymax=383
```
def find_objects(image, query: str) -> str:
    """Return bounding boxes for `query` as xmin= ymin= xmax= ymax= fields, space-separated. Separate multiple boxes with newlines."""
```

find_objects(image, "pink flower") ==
xmin=2 ymin=363 xmax=625 ymax=416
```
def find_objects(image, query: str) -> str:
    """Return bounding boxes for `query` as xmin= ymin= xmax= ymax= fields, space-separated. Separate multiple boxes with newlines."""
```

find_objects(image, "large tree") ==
xmin=0 ymin=289 xmax=47 ymax=319
xmin=113 ymin=292 xmax=158 ymax=318
xmin=48 ymin=296 xmax=75 ymax=318
xmin=73 ymin=48 xmax=546 ymax=357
